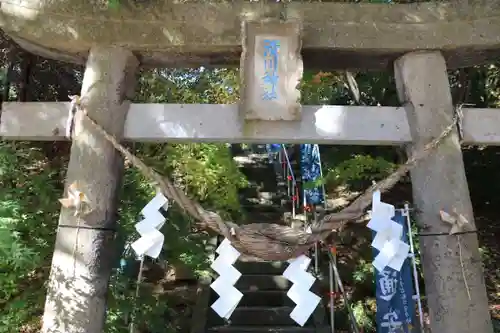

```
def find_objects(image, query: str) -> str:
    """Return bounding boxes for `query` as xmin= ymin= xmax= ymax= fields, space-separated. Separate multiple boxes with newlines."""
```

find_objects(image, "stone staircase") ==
xmin=203 ymin=145 xmax=326 ymax=333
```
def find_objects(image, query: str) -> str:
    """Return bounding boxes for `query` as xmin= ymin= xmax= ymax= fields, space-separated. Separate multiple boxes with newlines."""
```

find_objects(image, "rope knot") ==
xmin=454 ymin=104 xmax=465 ymax=142
xmin=66 ymin=95 xmax=86 ymax=139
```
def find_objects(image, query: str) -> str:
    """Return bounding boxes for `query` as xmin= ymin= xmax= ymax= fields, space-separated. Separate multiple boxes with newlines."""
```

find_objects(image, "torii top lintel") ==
xmin=1 ymin=0 xmax=500 ymax=70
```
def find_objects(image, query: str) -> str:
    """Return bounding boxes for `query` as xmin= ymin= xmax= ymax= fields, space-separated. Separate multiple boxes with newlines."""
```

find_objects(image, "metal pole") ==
xmin=282 ymin=144 xmax=297 ymax=217
xmin=287 ymin=167 xmax=291 ymax=196
xmin=129 ymin=256 xmax=145 ymax=333
xmin=316 ymin=144 xmax=338 ymax=314
xmin=278 ymin=149 xmax=283 ymax=178
xmin=334 ymin=248 xmax=338 ymax=294
xmin=303 ymin=189 xmax=307 ymax=213
xmin=315 ymin=144 xmax=328 ymax=211
xmin=328 ymin=260 xmax=335 ymax=333
xmin=403 ymin=205 xmax=425 ymax=331
xmin=279 ymin=145 xmax=288 ymax=192
xmin=281 ymin=148 xmax=287 ymax=183
xmin=313 ymin=210 xmax=319 ymax=275
xmin=281 ymin=144 xmax=297 ymax=188
xmin=300 ymin=144 xmax=318 ymax=275
xmin=295 ymin=187 xmax=300 ymax=211
xmin=325 ymin=247 xmax=360 ymax=333
xmin=313 ymin=244 xmax=319 ymax=273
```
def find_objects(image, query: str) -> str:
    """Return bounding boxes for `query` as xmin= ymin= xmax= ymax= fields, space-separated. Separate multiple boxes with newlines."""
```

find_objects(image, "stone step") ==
xmin=234 ymin=275 xmax=322 ymax=293
xmin=238 ymin=163 xmax=282 ymax=172
xmin=239 ymin=182 xmax=288 ymax=196
xmin=238 ymin=186 xmax=286 ymax=200
xmin=240 ymin=199 xmax=288 ymax=209
xmin=239 ymin=192 xmax=287 ymax=202
xmin=236 ymin=275 xmax=291 ymax=291
xmin=282 ymin=213 xmax=307 ymax=222
xmin=240 ymin=203 xmax=285 ymax=214
xmin=208 ymin=326 xmax=316 ymax=333
xmin=209 ymin=306 xmax=314 ymax=326
xmin=240 ymin=212 xmax=285 ymax=224
xmin=239 ymin=290 xmax=294 ymax=307
xmin=234 ymin=261 xmax=288 ymax=275
xmin=233 ymin=155 xmax=267 ymax=165
xmin=276 ymin=181 xmax=303 ymax=192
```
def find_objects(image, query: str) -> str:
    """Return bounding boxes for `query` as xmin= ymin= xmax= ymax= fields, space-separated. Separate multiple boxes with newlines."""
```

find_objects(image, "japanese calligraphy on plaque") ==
xmin=261 ymin=38 xmax=280 ymax=101
xmin=240 ymin=20 xmax=302 ymax=121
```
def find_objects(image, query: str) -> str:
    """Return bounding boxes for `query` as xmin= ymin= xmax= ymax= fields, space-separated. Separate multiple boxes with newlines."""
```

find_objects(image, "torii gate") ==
xmin=0 ymin=1 xmax=497 ymax=333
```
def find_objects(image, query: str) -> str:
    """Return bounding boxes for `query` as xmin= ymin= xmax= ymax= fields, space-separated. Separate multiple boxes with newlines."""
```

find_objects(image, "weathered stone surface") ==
xmin=241 ymin=20 xmax=302 ymax=121
xmin=41 ymin=46 xmax=138 ymax=333
xmin=394 ymin=51 xmax=493 ymax=333
xmin=2 ymin=1 xmax=500 ymax=69
xmin=5 ymin=103 xmax=500 ymax=145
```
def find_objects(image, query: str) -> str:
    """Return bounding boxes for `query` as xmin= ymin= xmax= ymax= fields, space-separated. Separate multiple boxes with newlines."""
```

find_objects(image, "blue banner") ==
xmin=374 ymin=211 xmax=416 ymax=333
xmin=299 ymin=144 xmax=324 ymax=205
xmin=265 ymin=144 xmax=282 ymax=164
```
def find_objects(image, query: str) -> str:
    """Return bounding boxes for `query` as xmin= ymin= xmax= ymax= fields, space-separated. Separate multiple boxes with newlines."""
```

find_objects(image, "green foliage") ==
xmin=0 ymin=65 xmax=248 ymax=332
xmin=353 ymin=300 xmax=376 ymax=331
xmin=136 ymin=68 xmax=239 ymax=104
xmin=164 ymin=144 xmax=248 ymax=217
xmin=1 ymin=48 xmax=499 ymax=332
xmin=105 ymin=267 xmax=172 ymax=333
xmin=0 ymin=142 xmax=62 ymax=332
xmin=103 ymin=147 xmax=246 ymax=332
xmin=325 ymin=154 xmax=395 ymax=190
xmin=352 ymin=259 xmax=374 ymax=284
xmin=102 ymin=68 xmax=247 ymax=332
xmin=107 ymin=0 xmax=120 ymax=9
xmin=300 ymin=71 xmax=346 ymax=105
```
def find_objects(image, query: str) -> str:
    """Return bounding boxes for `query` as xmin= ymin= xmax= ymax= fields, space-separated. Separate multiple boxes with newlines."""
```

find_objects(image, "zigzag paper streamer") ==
xmin=131 ymin=193 xmax=168 ymax=259
xmin=210 ymin=238 xmax=243 ymax=319
xmin=367 ymin=191 xmax=410 ymax=272
xmin=283 ymin=255 xmax=321 ymax=326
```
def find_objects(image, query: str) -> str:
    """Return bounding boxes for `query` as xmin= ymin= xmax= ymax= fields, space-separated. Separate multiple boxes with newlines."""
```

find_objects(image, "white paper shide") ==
xmin=210 ymin=238 xmax=243 ymax=319
xmin=367 ymin=190 xmax=410 ymax=272
xmin=283 ymin=255 xmax=321 ymax=326
xmin=131 ymin=193 xmax=169 ymax=259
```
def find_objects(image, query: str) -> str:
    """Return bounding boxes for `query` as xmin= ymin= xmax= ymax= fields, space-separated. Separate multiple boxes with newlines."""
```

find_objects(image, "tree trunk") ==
xmin=2 ymin=47 xmax=14 ymax=103
xmin=41 ymin=46 xmax=138 ymax=333
xmin=18 ymin=52 xmax=32 ymax=102
xmin=394 ymin=51 xmax=493 ymax=333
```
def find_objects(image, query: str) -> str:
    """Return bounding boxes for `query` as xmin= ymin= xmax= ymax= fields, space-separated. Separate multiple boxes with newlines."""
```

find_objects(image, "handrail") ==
xmin=314 ymin=144 xmax=336 ymax=333
xmin=281 ymin=144 xmax=299 ymax=218
xmin=300 ymin=144 xmax=337 ymax=333
xmin=325 ymin=245 xmax=361 ymax=333
xmin=316 ymin=144 xmax=328 ymax=211
xmin=404 ymin=205 xmax=425 ymax=331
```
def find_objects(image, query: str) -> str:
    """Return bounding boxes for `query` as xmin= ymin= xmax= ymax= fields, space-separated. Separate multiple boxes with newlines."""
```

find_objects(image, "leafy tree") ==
xmin=0 ymin=31 xmax=498 ymax=332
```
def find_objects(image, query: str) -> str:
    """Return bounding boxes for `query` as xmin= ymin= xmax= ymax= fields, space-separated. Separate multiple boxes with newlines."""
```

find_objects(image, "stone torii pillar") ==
xmin=41 ymin=46 xmax=138 ymax=333
xmin=394 ymin=51 xmax=493 ymax=333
